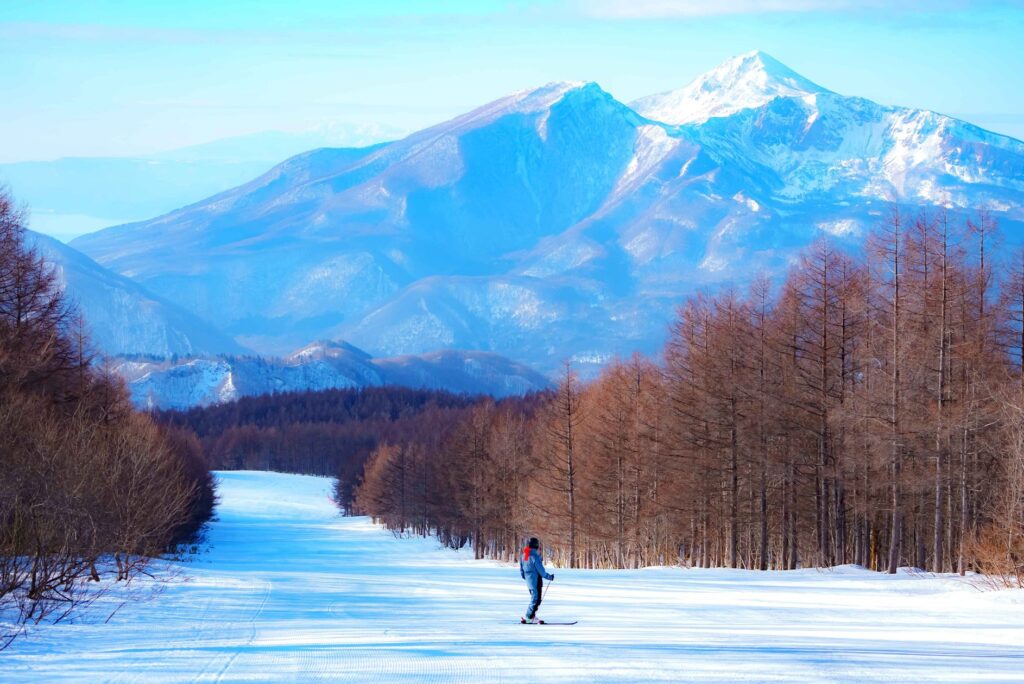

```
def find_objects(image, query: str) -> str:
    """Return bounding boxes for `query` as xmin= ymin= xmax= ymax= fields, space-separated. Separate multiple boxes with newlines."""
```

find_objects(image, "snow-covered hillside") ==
xmin=70 ymin=52 xmax=1024 ymax=375
xmin=26 ymin=230 xmax=246 ymax=357
xmin=113 ymin=341 xmax=550 ymax=409
xmin=4 ymin=471 xmax=1022 ymax=682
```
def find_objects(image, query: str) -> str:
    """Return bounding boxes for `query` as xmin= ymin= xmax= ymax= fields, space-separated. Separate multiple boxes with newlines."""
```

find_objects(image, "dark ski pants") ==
xmin=526 ymin=575 xmax=543 ymax=619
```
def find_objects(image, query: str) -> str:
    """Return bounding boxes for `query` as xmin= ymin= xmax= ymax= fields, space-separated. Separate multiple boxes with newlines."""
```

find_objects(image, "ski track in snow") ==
xmin=3 ymin=471 xmax=1023 ymax=683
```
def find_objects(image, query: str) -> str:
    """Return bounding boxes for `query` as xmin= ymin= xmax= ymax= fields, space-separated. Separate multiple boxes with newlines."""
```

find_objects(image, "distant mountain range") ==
xmin=112 ymin=341 xmax=550 ymax=409
xmin=24 ymin=227 xmax=548 ymax=404
xmin=13 ymin=51 xmax=1024 ymax=403
xmin=1 ymin=126 xmax=405 ymax=241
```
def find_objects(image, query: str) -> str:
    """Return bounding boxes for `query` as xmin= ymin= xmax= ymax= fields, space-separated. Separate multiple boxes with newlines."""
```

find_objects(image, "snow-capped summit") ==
xmin=286 ymin=340 xmax=371 ymax=363
xmin=631 ymin=50 xmax=830 ymax=125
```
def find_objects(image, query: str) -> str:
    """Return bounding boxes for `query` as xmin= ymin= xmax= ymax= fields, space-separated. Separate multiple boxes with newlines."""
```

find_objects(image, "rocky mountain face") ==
xmin=63 ymin=51 xmax=1024 ymax=382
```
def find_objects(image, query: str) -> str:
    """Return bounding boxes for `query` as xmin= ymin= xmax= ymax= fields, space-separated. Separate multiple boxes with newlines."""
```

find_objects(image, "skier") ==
xmin=520 ymin=537 xmax=554 ymax=624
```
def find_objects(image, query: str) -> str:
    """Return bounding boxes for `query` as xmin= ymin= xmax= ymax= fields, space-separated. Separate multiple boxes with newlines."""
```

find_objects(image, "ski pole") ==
xmin=542 ymin=575 xmax=554 ymax=603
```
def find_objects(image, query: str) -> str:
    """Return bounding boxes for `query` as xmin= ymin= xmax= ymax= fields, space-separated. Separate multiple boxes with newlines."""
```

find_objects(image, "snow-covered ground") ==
xmin=4 ymin=471 xmax=1023 ymax=682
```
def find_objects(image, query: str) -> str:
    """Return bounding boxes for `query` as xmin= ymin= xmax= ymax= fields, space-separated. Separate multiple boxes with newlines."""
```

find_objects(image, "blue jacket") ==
xmin=520 ymin=546 xmax=554 ymax=581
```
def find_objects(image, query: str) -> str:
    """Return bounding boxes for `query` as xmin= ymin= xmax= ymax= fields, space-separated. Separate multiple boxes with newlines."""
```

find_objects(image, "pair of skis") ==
xmin=520 ymin=618 xmax=577 ymax=625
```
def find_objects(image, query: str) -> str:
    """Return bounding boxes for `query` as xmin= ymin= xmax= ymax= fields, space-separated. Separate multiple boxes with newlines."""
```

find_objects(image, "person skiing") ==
xmin=520 ymin=537 xmax=554 ymax=624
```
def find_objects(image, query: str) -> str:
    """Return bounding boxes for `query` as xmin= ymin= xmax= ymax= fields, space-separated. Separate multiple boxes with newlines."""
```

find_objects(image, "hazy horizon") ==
xmin=2 ymin=1 xmax=1023 ymax=164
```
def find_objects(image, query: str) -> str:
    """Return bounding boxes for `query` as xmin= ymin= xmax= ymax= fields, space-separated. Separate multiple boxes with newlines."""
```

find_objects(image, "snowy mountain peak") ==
xmin=502 ymin=81 xmax=610 ymax=115
xmin=630 ymin=50 xmax=829 ymax=125
xmin=516 ymin=80 xmax=591 ymax=100
xmin=724 ymin=50 xmax=825 ymax=93
xmin=286 ymin=340 xmax=371 ymax=363
xmin=426 ymin=80 xmax=619 ymax=141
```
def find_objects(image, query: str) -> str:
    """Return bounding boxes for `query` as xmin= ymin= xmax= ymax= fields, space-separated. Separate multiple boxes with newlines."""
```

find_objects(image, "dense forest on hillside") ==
xmin=353 ymin=210 xmax=1024 ymax=583
xmin=0 ymin=191 xmax=215 ymax=647
xmin=155 ymin=387 xmax=501 ymax=506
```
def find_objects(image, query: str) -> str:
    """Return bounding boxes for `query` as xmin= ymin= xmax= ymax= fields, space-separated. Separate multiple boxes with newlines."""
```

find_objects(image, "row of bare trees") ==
xmin=354 ymin=210 xmax=1024 ymax=583
xmin=0 ymin=191 xmax=215 ymax=647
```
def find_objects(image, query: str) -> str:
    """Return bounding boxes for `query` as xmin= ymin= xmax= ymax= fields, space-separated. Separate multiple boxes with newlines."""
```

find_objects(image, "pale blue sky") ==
xmin=2 ymin=0 xmax=1022 ymax=162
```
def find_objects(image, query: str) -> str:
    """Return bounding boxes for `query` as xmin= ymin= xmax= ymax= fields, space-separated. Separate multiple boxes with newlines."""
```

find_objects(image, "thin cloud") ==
xmin=576 ymin=0 xmax=993 ymax=19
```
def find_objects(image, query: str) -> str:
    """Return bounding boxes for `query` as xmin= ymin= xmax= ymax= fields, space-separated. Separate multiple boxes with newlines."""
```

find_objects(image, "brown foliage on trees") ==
xmin=353 ymin=209 xmax=1024 ymax=579
xmin=0 ymin=190 xmax=213 ymax=647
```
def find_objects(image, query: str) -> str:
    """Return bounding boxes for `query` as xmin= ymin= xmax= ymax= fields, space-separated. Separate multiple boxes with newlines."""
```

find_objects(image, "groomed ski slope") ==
xmin=4 ymin=471 xmax=1023 ymax=682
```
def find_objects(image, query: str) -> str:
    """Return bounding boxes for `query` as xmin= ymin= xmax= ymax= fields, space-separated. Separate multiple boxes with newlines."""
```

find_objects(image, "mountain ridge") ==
xmin=26 ymin=230 xmax=247 ymax=357
xmin=66 ymin=52 xmax=1024 ymax=377
xmin=114 ymin=341 xmax=551 ymax=409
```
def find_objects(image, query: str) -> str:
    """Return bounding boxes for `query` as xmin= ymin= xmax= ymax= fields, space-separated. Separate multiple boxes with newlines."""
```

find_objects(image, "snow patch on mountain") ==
xmin=816 ymin=219 xmax=860 ymax=237
xmin=517 ymin=236 xmax=604 ymax=277
xmin=622 ymin=227 xmax=666 ymax=264
xmin=733 ymin=191 xmax=761 ymax=212
xmin=614 ymin=125 xmax=680 ymax=193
